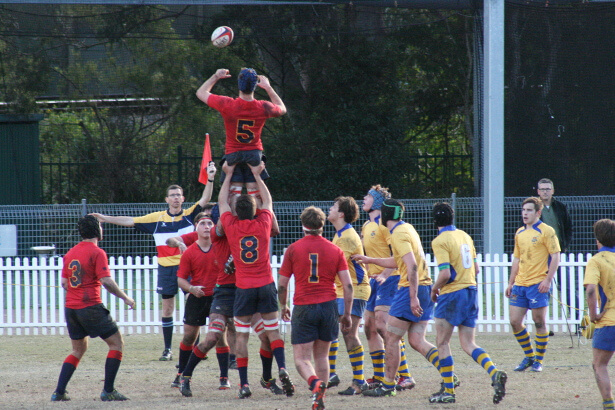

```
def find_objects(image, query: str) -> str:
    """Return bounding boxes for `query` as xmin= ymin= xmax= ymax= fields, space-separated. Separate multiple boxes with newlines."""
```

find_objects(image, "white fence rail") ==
xmin=0 ymin=254 xmax=590 ymax=336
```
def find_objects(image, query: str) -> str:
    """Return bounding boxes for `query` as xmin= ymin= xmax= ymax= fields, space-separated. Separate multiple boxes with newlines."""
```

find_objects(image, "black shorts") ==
xmin=157 ymin=264 xmax=179 ymax=296
xmin=210 ymin=285 xmax=236 ymax=318
xmin=291 ymin=300 xmax=339 ymax=345
xmin=234 ymin=282 xmax=278 ymax=317
xmin=65 ymin=304 xmax=119 ymax=340
xmin=183 ymin=294 xmax=213 ymax=327
xmin=219 ymin=150 xmax=270 ymax=183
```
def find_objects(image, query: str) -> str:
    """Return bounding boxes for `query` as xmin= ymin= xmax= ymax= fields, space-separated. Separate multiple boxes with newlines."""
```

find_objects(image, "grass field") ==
xmin=1 ymin=330 xmax=604 ymax=409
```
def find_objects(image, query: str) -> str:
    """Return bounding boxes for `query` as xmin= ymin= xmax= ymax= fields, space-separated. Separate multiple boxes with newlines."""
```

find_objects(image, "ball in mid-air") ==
xmin=211 ymin=26 xmax=234 ymax=48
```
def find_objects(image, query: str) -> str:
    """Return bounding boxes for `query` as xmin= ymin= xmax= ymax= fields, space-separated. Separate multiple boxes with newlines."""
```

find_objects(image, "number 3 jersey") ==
xmin=221 ymin=209 xmax=273 ymax=289
xmin=62 ymin=241 xmax=111 ymax=309
xmin=431 ymin=226 xmax=477 ymax=295
xmin=207 ymin=94 xmax=284 ymax=154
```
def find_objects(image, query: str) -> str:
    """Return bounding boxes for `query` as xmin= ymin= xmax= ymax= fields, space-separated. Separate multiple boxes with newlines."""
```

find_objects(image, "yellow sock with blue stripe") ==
xmin=397 ymin=339 xmax=412 ymax=378
xmin=370 ymin=350 xmax=385 ymax=382
xmin=426 ymin=347 xmax=441 ymax=370
xmin=471 ymin=347 xmax=498 ymax=379
xmin=603 ymin=398 xmax=614 ymax=409
xmin=329 ymin=339 xmax=339 ymax=377
xmin=439 ymin=355 xmax=455 ymax=394
xmin=348 ymin=345 xmax=366 ymax=384
xmin=514 ymin=328 xmax=535 ymax=358
xmin=534 ymin=333 xmax=549 ymax=364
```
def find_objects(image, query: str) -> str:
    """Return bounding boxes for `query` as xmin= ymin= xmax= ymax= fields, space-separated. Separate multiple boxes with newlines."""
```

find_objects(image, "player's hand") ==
xmin=538 ymin=279 xmax=551 ymax=293
xmin=410 ymin=296 xmax=423 ymax=317
xmin=281 ymin=306 xmax=291 ymax=322
xmin=431 ymin=288 xmax=440 ymax=303
xmin=190 ymin=285 xmax=205 ymax=297
xmin=257 ymin=75 xmax=271 ymax=89
xmin=222 ymin=162 xmax=236 ymax=175
xmin=375 ymin=272 xmax=387 ymax=284
xmin=351 ymin=254 xmax=369 ymax=264
xmin=248 ymin=161 xmax=265 ymax=175
xmin=89 ymin=213 xmax=105 ymax=222
xmin=340 ymin=314 xmax=352 ymax=332
xmin=215 ymin=68 xmax=231 ymax=79
xmin=505 ymin=285 xmax=513 ymax=298
xmin=125 ymin=297 xmax=136 ymax=310
xmin=207 ymin=161 xmax=217 ymax=179
xmin=178 ymin=243 xmax=187 ymax=254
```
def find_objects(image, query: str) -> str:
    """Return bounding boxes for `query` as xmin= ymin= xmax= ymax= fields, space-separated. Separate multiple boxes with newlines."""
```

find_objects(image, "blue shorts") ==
xmin=65 ymin=304 xmax=119 ymax=340
xmin=291 ymin=300 xmax=339 ymax=345
xmin=366 ymin=275 xmax=400 ymax=312
xmin=219 ymin=150 xmax=269 ymax=183
xmin=593 ymin=326 xmax=615 ymax=351
xmin=337 ymin=298 xmax=367 ymax=318
xmin=210 ymin=285 xmax=236 ymax=318
xmin=234 ymin=282 xmax=278 ymax=317
xmin=157 ymin=264 xmax=179 ymax=296
xmin=509 ymin=283 xmax=550 ymax=309
xmin=434 ymin=286 xmax=478 ymax=328
xmin=389 ymin=285 xmax=434 ymax=322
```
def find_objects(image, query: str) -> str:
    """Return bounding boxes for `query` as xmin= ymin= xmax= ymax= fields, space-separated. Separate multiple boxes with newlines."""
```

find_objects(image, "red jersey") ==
xmin=62 ymin=241 xmax=111 ymax=309
xmin=180 ymin=231 xmax=198 ymax=248
xmin=279 ymin=235 xmax=348 ymax=305
xmin=177 ymin=241 xmax=219 ymax=297
xmin=211 ymin=228 xmax=234 ymax=286
xmin=207 ymin=94 xmax=284 ymax=154
xmin=220 ymin=209 xmax=273 ymax=289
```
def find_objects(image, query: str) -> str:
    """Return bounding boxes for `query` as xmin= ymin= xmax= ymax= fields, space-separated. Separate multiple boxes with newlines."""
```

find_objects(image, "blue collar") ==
xmin=389 ymin=220 xmax=405 ymax=234
xmin=374 ymin=215 xmax=380 ymax=225
xmin=599 ymin=246 xmax=615 ymax=253
xmin=336 ymin=223 xmax=352 ymax=237
xmin=438 ymin=225 xmax=456 ymax=233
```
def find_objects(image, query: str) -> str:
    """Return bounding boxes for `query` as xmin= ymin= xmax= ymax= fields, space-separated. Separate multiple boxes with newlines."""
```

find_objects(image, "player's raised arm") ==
xmin=198 ymin=161 xmax=217 ymax=208
xmin=257 ymin=75 xmax=287 ymax=116
xmin=196 ymin=69 xmax=231 ymax=104
xmin=90 ymin=213 xmax=135 ymax=227
xmin=218 ymin=162 xmax=236 ymax=215
xmin=249 ymin=161 xmax=272 ymax=212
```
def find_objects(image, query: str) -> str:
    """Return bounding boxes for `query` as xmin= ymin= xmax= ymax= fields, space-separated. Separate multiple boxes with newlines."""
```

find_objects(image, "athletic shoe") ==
xmin=366 ymin=377 xmax=383 ymax=389
xmin=362 ymin=385 xmax=396 ymax=397
xmin=327 ymin=373 xmax=340 ymax=388
xmin=429 ymin=392 xmax=455 ymax=404
xmin=159 ymin=348 xmax=173 ymax=361
xmin=100 ymin=389 xmax=128 ymax=401
xmin=514 ymin=357 xmax=534 ymax=372
xmin=431 ymin=374 xmax=461 ymax=396
xmin=238 ymin=384 xmax=252 ymax=399
xmin=338 ymin=380 xmax=368 ymax=395
xmin=179 ymin=376 xmax=192 ymax=397
xmin=279 ymin=368 xmax=295 ymax=397
xmin=51 ymin=391 xmax=70 ymax=402
xmin=311 ymin=381 xmax=327 ymax=410
xmin=395 ymin=376 xmax=416 ymax=391
xmin=171 ymin=374 xmax=181 ymax=388
xmin=530 ymin=361 xmax=543 ymax=372
xmin=219 ymin=377 xmax=231 ymax=390
xmin=492 ymin=370 xmax=507 ymax=404
xmin=229 ymin=359 xmax=238 ymax=370
xmin=260 ymin=376 xmax=284 ymax=395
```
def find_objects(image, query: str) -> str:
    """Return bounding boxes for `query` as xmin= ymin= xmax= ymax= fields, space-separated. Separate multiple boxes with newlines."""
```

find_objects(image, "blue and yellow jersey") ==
xmin=431 ymin=226 xmax=477 ymax=295
xmin=361 ymin=216 xmax=398 ymax=277
xmin=332 ymin=223 xmax=371 ymax=301
xmin=389 ymin=221 xmax=432 ymax=288
xmin=583 ymin=247 xmax=615 ymax=328
xmin=513 ymin=221 xmax=561 ymax=286
xmin=133 ymin=203 xmax=201 ymax=267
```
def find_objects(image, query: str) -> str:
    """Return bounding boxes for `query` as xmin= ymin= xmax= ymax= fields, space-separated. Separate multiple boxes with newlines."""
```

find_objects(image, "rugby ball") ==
xmin=211 ymin=26 xmax=234 ymax=48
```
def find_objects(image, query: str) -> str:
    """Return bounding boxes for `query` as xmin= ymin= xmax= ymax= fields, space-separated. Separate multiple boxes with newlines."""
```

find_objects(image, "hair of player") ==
xmin=334 ymin=196 xmax=359 ymax=223
xmin=235 ymin=194 xmax=256 ymax=220
xmin=238 ymin=68 xmax=258 ymax=93
xmin=78 ymin=215 xmax=102 ymax=240
xmin=594 ymin=219 xmax=615 ymax=247
xmin=433 ymin=202 xmax=454 ymax=227
xmin=381 ymin=198 xmax=404 ymax=226
xmin=300 ymin=206 xmax=325 ymax=235
xmin=166 ymin=184 xmax=183 ymax=196
xmin=193 ymin=211 xmax=213 ymax=226
xmin=522 ymin=197 xmax=543 ymax=212
xmin=537 ymin=178 xmax=554 ymax=189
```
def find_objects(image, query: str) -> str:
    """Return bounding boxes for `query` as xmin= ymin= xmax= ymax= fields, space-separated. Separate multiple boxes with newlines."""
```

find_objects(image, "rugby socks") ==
xmin=216 ymin=346 xmax=230 ymax=379
xmin=514 ymin=328 xmax=535 ymax=358
xmin=55 ymin=354 xmax=80 ymax=395
xmin=534 ymin=333 xmax=549 ymax=364
xmin=329 ymin=339 xmax=339 ymax=377
xmin=237 ymin=357 xmax=249 ymax=386
xmin=260 ymin=348 xmax=274 ymax=381
xmin=182 ymin=345 xmax=207 ymax=377
xmin=270 ymin=339 xmax=287 ymax=370
xmin=348 ymin=345 xmax=366 ymax=384
xmin=604 ymin=398 xmax=615 ymax=409
xmin=397 ymin=339 xmax=411 ymax=378
xmin=426 ymin=346 xmax=441 ymax=370
xmin=103 ymin=350 xmax=123 ymax=393
xmin=370 ymin=349 xmax=385 ymax=382
xmin=439 ymin=355 xmax=455 ymax=395
xmin=178 ymin=342 xmax=193 ymax=374
xmin=162 ymin=317 xmax=174 ymax=349
xmin=471 ymin=348 xmax=497 ymax=379
xmin=308 ymin=375 xmax=320 ymax=391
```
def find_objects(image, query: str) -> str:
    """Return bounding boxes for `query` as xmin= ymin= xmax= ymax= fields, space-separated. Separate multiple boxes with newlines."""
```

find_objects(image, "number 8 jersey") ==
xmin=431 ymin=225 xmax=478 ymax=295
xmin=62 ymin=241 xmax=111 ymax=309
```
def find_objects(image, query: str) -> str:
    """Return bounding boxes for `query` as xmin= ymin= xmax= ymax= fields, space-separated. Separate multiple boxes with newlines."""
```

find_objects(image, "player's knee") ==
xmin=209 ymin=318 xmax=226 ymax=334
xmin=234 ymin=318 xmax=251 ymax=333
xmin=252 ymin=319 xmax=265 ymax=336
xmin=263 ymin=318 xmax=279 ymax=332
xmin=387 ymin=323 xmax=406 ymax=338
xmin=534 ymin=321 xmax=545 ymax=329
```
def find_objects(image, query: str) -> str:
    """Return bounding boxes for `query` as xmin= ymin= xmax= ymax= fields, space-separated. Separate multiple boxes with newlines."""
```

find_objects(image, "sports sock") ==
xmin=534 ymin=333 xmax=549 ymax=363
xmin=216 ymin=346 xmax=230 ymax=378
xmin=348 ymin=345 xmax=366 ymax=384
xmin=426 ymin=346 xmax=441 ymax=370
xmin=370 ymin=349 xmax=385 ymax=382
xmin=471 ymin=347 xmax=497 ymax=379
xmin=329 ymin=339 xmax=339 ymax=377
xmin=308 ymin=375 xmax=320 ymax=391
xmin=397 ymin=339 xmax=411 ymax=378
xmin=55 ymin=354 xmax=79 ymax=394
xmin=270 ymin=339 xmax=287 ymax=370
xmin=260 ymin=348 xmax=273 ymax=381
xmin=103 ymin=350 xmax=123 ymax=393
xmin=604 ymin=398 xmax=615 ymax=409
xmin=178 ymin=342 xmax=193 ymax=374
xmin=439 ymin=355 xmax=455 ymax=395
xmin=237 ymin=357 xmax=249 ymax=386
xmin=162 ymin=317 xmax=174 ymax=350
xmin=514 ymin=328 xmax=535 ymax=358
xmin=182 ymin=346 xmax=207 ymax=377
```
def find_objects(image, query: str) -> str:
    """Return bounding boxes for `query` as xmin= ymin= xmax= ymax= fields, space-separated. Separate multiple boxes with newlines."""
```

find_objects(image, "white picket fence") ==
xmin=0 ymin=253 xmax=590 ymax=336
